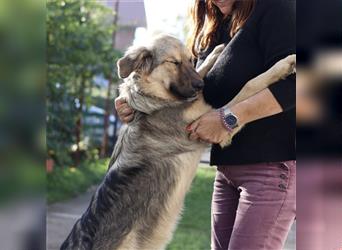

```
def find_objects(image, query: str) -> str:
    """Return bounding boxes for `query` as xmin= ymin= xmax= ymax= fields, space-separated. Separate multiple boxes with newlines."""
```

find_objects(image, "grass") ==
xmin=167 ymin=165 xmax=216 ymax=250
xmin=47 ymin=159 xmax=109 ymax=204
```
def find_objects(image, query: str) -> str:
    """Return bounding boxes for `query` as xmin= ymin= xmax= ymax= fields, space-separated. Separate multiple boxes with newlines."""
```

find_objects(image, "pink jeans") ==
xmin=211 ymin=161 xmax=296 ymax=250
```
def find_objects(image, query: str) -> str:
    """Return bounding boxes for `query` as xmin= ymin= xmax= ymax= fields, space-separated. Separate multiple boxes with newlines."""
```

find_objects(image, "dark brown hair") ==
xmin=188 ymin=0 xmax=255 ymax=57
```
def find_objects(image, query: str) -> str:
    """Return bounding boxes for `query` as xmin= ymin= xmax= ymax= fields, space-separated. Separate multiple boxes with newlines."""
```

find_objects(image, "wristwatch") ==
xmin=219 ymin=107 xmax=239 ymax=131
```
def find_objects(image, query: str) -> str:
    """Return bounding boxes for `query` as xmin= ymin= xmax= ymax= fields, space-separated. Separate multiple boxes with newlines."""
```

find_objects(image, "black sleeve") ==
xmin=258 ymin=0 xmax=296 ymax=111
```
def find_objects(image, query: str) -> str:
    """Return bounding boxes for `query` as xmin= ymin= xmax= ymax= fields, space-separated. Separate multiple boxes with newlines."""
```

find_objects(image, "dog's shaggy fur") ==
xmin=60 ymin=34 xmax=295 ymax=250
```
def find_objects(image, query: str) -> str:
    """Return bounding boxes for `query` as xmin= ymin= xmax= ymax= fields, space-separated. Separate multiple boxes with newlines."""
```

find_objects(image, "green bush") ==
xmin=47 ymin=159 xmax=108 ymax=204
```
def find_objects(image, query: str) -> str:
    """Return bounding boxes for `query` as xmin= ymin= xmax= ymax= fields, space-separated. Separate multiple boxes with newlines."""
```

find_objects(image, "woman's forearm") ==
xmin=228 ymin=88 xmax=283 ymax=125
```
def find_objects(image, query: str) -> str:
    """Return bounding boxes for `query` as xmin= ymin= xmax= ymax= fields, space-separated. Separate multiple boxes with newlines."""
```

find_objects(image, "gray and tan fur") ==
xmin=60 ymin=34 xmax=295 ymax=250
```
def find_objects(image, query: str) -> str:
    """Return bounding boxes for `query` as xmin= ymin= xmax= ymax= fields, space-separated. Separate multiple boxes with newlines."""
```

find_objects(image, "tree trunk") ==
xmin=100 ymin=0 xmax=120 ymax=157
xmin=112 ymin=87 xmax=119 ymax=143
xmin=100 ymin=74 xmax=113 ymax=157
xmin=75 ymin=77 xmax=85 ymax=166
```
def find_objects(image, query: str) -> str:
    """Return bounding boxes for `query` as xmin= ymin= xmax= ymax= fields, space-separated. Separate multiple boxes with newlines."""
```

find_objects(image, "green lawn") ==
xmin=167 ymin=165 xmax=216 ymax=250
xmin=47 ymin=159 xmax=109 ymax=204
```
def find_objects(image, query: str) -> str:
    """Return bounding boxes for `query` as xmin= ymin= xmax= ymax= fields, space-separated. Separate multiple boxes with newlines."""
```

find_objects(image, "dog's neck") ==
xmin=119 ymin=74 xmax=185 ymax=115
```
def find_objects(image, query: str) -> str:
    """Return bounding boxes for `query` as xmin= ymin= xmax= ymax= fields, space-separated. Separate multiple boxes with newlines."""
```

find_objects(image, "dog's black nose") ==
xmin=192 ymin=80 xmax=204 ymax=90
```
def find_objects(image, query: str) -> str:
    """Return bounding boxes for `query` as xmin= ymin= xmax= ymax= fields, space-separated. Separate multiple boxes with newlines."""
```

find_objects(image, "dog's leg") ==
xmin=184 ymin=45 xmax=226 ymax=122
xmin=227 ymin=54 xmax=296 ymax=107
xmin=217 ymin=55 xmax=296 ymax=148
xmin=196 ymin=44 xmax=225 ymax=78
xmin=183 ymin=95 xmax=212 ymax=122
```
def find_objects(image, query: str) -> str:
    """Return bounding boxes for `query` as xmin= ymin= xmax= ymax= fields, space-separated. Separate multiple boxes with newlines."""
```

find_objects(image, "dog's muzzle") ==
xmin=170 ymin=80 xmax=204 ymax=101
xmin=191 ymin=79 xmax=204 ymax=91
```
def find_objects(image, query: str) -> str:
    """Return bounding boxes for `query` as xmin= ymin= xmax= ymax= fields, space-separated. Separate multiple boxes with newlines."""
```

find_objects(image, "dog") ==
xmin=60 ymin=34 xmax=296 ymax=250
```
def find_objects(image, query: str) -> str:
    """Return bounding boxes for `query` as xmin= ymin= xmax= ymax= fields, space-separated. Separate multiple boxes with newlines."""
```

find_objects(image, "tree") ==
xmin=47 ymin=0 xmax=121 ymax=167
xmin=100 ymin=0 xmax=120 ymax=158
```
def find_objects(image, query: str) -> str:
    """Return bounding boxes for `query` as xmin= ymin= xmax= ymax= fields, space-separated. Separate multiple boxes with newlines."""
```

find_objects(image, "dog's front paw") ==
xmin=273 ymin=54 xmax=296 ymax=80
xmin=219 ymin=125 xmax=243 ymax=148
xmin=206 ymin=44 xmax=225 ymax=62
xmin=212 ymin=44 xmax=225 ymax=56
xmin=284 ymin=54 xmax=296 ymax=75
xmin=219 ymin=135 xmax=233 ymax=148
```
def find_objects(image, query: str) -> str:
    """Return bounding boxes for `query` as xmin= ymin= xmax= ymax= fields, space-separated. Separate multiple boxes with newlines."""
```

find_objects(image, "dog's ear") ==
xmin=117 ymin=46 xmax=153 ymax=79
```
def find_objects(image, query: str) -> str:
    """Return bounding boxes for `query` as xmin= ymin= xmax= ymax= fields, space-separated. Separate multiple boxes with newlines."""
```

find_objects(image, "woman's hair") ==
xmin=187 ymin=0 xmax=255 ymax=57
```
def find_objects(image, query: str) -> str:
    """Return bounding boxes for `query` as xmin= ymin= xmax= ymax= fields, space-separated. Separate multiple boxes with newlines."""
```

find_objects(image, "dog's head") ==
xmin=117 ymin=34 xmax=204 ymax=101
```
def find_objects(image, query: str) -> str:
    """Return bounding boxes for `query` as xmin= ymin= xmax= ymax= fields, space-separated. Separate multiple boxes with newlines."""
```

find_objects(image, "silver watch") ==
xmin=220 ymin=107 xmax=239 ymax=130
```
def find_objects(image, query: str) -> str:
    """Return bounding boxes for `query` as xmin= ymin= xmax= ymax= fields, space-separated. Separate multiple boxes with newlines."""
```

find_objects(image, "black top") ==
xmin=296 ymin=0 xmax=342 ymax=158
xmin=196 ymin=0 xmax=296 ymax=165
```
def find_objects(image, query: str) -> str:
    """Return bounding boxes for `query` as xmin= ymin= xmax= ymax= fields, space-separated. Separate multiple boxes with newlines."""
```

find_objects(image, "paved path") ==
xmin=47 ymin=187 xmax=97 ymax=250
xmin=47 ymin=169 xmax=296 ymax=250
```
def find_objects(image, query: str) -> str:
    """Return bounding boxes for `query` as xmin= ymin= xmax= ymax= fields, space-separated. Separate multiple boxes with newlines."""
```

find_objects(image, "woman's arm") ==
xmin=229 ymin=87 xmax=282 ymax=125
xmin=187 ymin=87 xmax=282 ymax=144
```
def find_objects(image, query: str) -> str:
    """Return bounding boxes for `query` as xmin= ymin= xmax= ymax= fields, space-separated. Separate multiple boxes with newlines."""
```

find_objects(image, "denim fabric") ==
xmin=211 ymin=161 xmax=296 ymax=250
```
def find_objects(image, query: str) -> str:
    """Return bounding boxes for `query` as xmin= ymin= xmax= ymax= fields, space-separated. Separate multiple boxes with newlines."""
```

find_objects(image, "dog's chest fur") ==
xmin=107 ymin=83 xmax=207 ymax=249
xmin=107 ymin=110 xmax=205 ymax=250
xmin=117 ymin=144 xmax=204 ymax=250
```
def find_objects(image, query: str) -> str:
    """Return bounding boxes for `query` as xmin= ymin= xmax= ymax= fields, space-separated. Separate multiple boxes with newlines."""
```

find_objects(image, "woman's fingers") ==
xmin=189 ymin=131 xmax=199 ymax=141
xmin=122 ymin=113 xmax=134 ymax=123
xmin=114 ymin=97 xmax=126 ymax=110
xmin=115 ymin=98 xmax=133 ymax=115
xmin=187 ymin=119 xmax=201 ymax=141
xmin=114 ymin=97 xmax=134 ymax=123
xmin=119 ymin=106 xmax=134 ymax=123
xmin=187 ymin=119 xmax=200 ymax=132
xmin=120 ymin=106 xmax=134 ymax=116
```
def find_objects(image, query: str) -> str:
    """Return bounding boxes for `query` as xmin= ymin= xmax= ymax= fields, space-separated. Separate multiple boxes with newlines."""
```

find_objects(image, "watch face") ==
xmin=225 ymin=114 xmax=237 ymax=126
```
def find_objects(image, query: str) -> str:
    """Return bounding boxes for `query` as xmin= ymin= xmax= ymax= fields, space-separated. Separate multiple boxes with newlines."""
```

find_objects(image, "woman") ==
xmin=115 ymin=0 xmax=296 ymax=249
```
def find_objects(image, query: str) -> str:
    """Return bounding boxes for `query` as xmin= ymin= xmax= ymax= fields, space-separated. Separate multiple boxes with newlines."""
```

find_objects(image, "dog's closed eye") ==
xmin=166 ymin=60 xmax=181 ymax=66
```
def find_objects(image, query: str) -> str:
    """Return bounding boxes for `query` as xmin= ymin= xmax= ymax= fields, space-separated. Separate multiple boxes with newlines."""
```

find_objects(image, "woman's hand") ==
xmin=115 ymin=97 xmax=134 ymax=123
xmin=187 ymin=110 xmax=230 ymax=144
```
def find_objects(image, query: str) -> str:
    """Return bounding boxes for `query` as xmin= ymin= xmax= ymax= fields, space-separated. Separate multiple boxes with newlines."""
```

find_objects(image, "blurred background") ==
xmin=296 ymin=0 xmax=342 ymax=250
xmin=0 ymin=0 xmax=341 ymax=249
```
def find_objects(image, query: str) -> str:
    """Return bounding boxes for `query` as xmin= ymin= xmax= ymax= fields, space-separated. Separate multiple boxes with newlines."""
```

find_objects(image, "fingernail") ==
xmin=186 ymin=124 xmax=192 ymax=131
